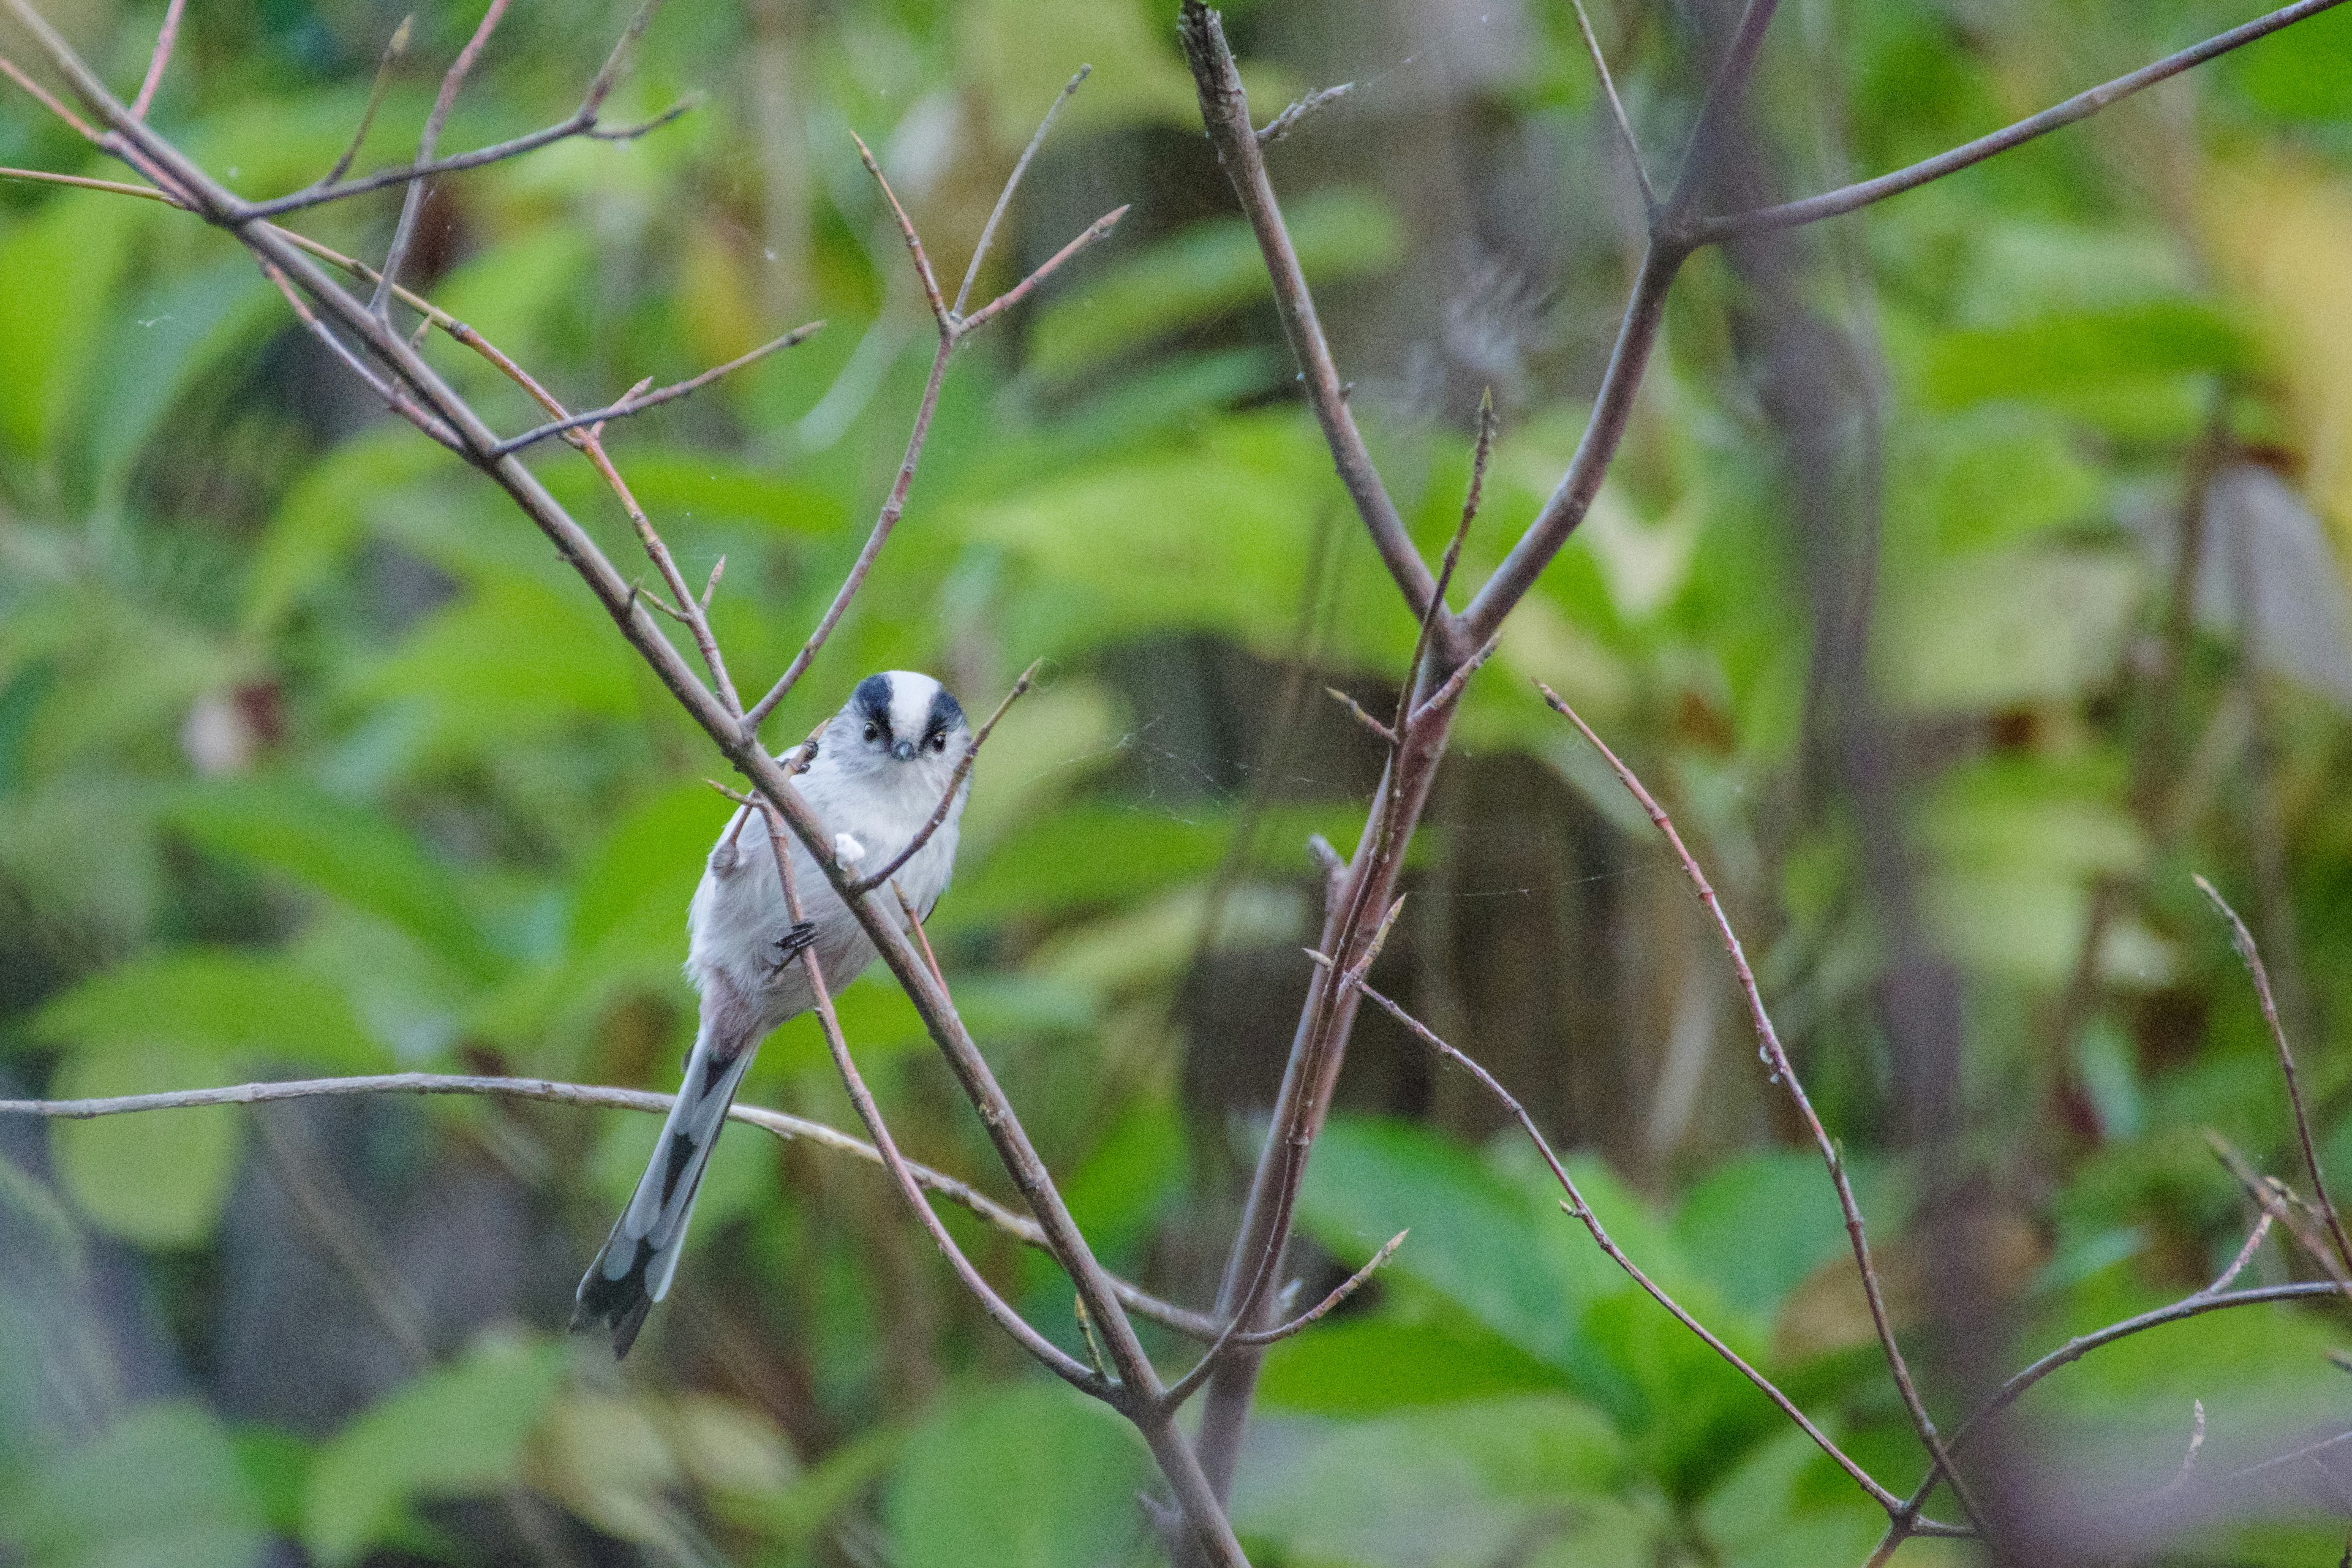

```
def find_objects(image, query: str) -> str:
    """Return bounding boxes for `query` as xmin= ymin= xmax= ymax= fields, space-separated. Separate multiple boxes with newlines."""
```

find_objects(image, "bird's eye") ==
xmin=930 ymin=733 xmax=947 ymax=752
xmin=863 ymin=723 xmax=879 ymax=743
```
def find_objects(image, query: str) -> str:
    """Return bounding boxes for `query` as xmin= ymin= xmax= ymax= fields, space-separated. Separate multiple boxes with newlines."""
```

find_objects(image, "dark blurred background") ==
xmin=7 ymin=0 xmax=2352 ymax=1562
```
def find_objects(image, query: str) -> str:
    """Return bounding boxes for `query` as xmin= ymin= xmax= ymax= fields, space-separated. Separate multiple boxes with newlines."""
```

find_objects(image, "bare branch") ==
xmin=1869 ymin=1280 xmax=2350 ymax=1564
xmin=956 ymin=64 xmax=1089 ymax=315
xmin=2212 ymin=1214 xmax=2274 ymax=1295
xmin=1 ymin=50 xmax=99 ymax=140
xmin=1406 ymin=630 xmax=1499 ymax=726
xmin=490 ymin=320 xmax=825 ymax=455
xmin=754 ymin=793 xmax=1109 ymax=1394
xmin=2196 ymin=873 xmax=2352 ymax=1276
xmin=0 ymin=164 xmax=175 ymax=200
xmin=1256 ymin=81 xmax=1352 ymax=148
xmin=850 ymin=661 xmax=1038 ymax=895
xmin=0 ymin=1065 xmax=1188 ymax=1332
xmin=1569 ymin=0 xmax=1654 ymax=212
xmin=1540 ymin=682 xmax=1988 ymax=1537
xmin=1234 ymin=1229 xmax=1403 ymax=1346
xmin=314 ymin=15 xmax=412 ymax=189
xmin=1697 ymin=0 xmax=2352 ymax=243
xmin=739 ymin=334 xmax=951 ymax=737
xmin=375 ymin=0 xmax=512 ymax=315
xmin=1459 ymin=239 xmax=1679 ymax=645
xmin=1177 ymin=1 xmax=1446 ymax=637
xmin=852 ymin=130 xmax=949 ymax=329
xmin=256 ymin=257 xmax=465 ymax=450
xmin=127 ymin=0 xmax=186 ymax=119
xmin=1317 ymin=954 xmax=1931 ymax=1522
xmin=1325 ymin=687 xmax=1396 ymax=747
xmin=955 ymin=204 xmax=1127 ymax=336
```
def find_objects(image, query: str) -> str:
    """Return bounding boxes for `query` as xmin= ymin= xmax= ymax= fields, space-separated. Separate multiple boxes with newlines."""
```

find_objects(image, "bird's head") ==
xmin=824 ymin=670 xmax=970 ymax=781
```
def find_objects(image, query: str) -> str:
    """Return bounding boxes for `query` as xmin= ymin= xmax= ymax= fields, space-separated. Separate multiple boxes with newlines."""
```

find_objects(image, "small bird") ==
xmin=573 ymin=671 xmax=974 ymax=1355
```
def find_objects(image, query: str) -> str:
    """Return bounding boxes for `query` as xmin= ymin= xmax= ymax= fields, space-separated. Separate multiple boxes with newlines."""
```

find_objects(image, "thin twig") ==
xmin=1177 ymin=1 xmax=1446 ymax=638
xmin=1539 ymin=682 xmax=1988 ymax=1538
xmin=1319 ymin=957 xmax=1928 ymax=1521
xmin=954 ymin=205 xmax=1127 ymax=336
xmin=127 ymin=0 xmax=186 ymax=119
xmin=848 ymin=662 xmax=1037 ymax=894
xmin=375 ymin=0 xmax=513 ymax=317
xmin=955 ymin=64 xmax=1088 ymax=315
xmin=2212 ymin=1213 xmax=2274 ymax=1295
xmin=1697 ymin=0 xmax=2352 ymax=243
xmin=233 ymin=0 xmax=675 ymax=223
xmin=1 ymin=50 xmax=100 ymax=140
xmin=1233 ymin=1229 xmax=1404 ymax=1345
xmin=256 ymin=257 xmax=465 ymax=450
xmin=1569 ymin=0 xmax=1655 ymax=211
xmin=0 ymin=1066 xmax=1202 ymax=1332
xmin=753 ymin=794 xmax=1109 ymax=1394
xmin=1868 ymin=1278 xmax=2349 ymax=1564
xmin=851 ymin=131 xmax=948 ymax=329
xmin=491 ymin=320 xmax=824 ymax=454
xmin=1325 ymin=687 xmax=1395 ymax=746
xmin=314 ymin=15 xmax=413 ymax=189
xmin=891 ymin=883 xmax=949 ymax=993
xmin=2196 ymin=873 xmax=2352 ymax=1276
xmin=2208 ymin=1133 xmax=2352 ymax=1291
xmin=0 ymin=164 xmax=175 ymax=200
xmin=1256 ymin=82 xmax=1352 ymax=148
xmin=739 ymin=334 xmax=950 ymax=736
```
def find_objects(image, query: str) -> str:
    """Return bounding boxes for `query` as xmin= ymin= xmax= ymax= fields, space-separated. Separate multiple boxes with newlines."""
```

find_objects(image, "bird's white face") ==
xmin=820 ymin=671 xmax=971 ymax=801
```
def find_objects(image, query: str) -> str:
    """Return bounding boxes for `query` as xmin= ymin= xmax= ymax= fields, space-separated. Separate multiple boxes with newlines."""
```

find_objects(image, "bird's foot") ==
xmin=767 ymin=920 xmax=818 ymax=976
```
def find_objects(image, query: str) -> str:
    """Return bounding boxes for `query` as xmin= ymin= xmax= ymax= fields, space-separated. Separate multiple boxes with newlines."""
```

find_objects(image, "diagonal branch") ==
xmin=489 ymin=320 xmax=825 ymax=455
xmin=753 ymin=792 xmax=1108 ymax=1393
xmin=1695 ymin=0 xmax=2352 ymax=243
xmin=737 ymin=105 xmax=1121 ymax=740
xmin=1177 ymin=2 xmax=1447 ymax=640
xmin=375 ymin=0 xmax=512 ymax=315
xmin=1570 ymin=0 xmax=1655 ymax=212
xmin=956 ymin=65 xmax=1089 ymax=315
xmin=2196 ymin=873 xmax=2352 ymax=1276
xmin=1542 ymin=683 xmax=1989 ymax=1537
xmin=1322 ymin=956 xmax=1950 ymax=1528
xmin=127 ymin=0 xmax=184 ymax=119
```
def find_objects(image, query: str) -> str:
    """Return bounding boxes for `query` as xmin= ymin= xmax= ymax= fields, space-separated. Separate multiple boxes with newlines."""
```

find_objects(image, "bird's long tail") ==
xmin=573 ymin=988 xmax=761 ymax=1357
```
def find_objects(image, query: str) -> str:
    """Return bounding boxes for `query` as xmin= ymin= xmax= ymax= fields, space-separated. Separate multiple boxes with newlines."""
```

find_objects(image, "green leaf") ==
xmin=172 ymin=778 xmax=500 ymax=981
xmin=33 ymin=947 xmax=385 ymax=1073
xmin=0 ymin=190 xmax=147 ymax=466
xmin=1028 ymin=192 xmax=1401 ymax=379
xmin=1918 ymin=301 xmax=2245 ymax=413
xmin=1257 ymin=1315 xmax=1574 ymax=1417
xmin=1671 ymin=1152 xmax=1856 ymax=1322
xmin=1879 ymin=547 xmax=2141 ymax=715
xmin=7 ymin=1401 xmax=265 ymax=1568
xmin=301 ymin=1334 xmax=567 ymax=1566
xmin=48 ymin=1042 xmax=243 ymax=1248
xmin=243 ymin=432 xmax=445 ymax=637
xmin=1295 ymin=1118 xmax=1587 ymax=1376
xmin=82 ymin=254 xmax=281 ymax=513
xmin=885 ymin=1381 xmax=1155 ymax=1568
xmin=1231 ymin=1397 xmax=1635 ymax=1568
xmin=356 ymin=575 xmax=641 ymax=748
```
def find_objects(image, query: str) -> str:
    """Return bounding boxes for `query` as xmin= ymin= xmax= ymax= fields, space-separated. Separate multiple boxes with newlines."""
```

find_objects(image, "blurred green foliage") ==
xmin=7 ymin=0 xmax=2352 ymax=1564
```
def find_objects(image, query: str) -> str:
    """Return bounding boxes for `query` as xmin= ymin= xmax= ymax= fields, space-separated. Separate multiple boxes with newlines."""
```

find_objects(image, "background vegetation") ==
xmin=7 ymin=0 xmax=2352 ymax=1562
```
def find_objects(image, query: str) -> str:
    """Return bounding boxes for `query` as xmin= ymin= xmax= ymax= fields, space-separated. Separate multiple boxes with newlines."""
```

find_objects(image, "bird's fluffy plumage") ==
xmin=573 ymin=671 xmax=973 ymax=1354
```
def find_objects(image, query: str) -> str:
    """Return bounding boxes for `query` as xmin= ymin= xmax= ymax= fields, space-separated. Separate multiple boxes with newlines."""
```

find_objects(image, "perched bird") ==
xmin=573 ymin=671 xmax=973 ymax=1355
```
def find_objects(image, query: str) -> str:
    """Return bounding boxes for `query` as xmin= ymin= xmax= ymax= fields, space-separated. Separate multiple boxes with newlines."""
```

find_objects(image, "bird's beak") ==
xmin=891 ymin=739 xmax=915 ymax=762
